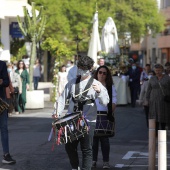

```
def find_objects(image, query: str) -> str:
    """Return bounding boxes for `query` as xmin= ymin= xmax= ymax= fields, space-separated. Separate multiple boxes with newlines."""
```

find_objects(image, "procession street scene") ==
xmin=0 ymin=0 xmax=170 ymax=170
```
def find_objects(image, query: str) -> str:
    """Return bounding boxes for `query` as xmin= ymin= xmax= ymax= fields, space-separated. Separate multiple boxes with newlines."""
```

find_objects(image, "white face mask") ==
xmin=78 ymin=69 xmax=90 ymax=78
xmin=66 ymin=63 xmax=71 ymax=67
xmin=132 ymin=66 xmax=136 ymax=70
xmin=7 ymin=68 xmax=12 ymax=73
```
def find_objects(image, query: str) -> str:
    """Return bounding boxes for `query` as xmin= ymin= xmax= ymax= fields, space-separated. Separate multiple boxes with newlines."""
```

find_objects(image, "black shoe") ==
xmin=92 ymin=161 xmax=96 ymax=168
xmin=2 ymin=153 xmax=16 ymax=164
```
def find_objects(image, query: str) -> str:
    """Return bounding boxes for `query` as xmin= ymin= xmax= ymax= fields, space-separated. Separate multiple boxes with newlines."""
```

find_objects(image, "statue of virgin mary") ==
xmin=101 ymin=17 xmax=120 ymax=55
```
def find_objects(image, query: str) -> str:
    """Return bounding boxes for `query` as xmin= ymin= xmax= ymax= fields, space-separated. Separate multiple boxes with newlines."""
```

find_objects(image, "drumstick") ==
xmin=74 ymin=86 xmax=93 ymax=98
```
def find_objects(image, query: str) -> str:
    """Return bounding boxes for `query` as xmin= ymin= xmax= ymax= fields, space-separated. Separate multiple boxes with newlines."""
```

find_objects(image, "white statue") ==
xmin=101 ymin=17 xmax=120 ymax=55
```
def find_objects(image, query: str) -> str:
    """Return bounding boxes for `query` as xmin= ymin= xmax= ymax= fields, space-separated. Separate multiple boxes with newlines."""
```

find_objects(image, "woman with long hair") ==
xmin=15 ymin=60 xmax=29 ymax=114
xmin=92 ymin=65 xmax=117 ymax=169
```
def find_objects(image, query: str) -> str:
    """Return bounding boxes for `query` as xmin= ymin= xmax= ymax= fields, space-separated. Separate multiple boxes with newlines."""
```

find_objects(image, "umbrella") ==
xmin=87 ymin=12 xmax=101 ymax=65
xmin=101 ymin=17 xmax=120 ymax=55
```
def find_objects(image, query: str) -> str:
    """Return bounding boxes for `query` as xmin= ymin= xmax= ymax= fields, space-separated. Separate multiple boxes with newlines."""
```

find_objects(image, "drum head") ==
xmin=53 ymin=112 xmax=81 ymax=124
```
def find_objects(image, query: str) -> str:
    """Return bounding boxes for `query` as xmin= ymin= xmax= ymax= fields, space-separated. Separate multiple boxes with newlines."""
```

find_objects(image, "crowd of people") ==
xmin=55 ymin=55 xmax=170 ymax=169
xmin=1 ymin=56 xmax=43 ymax=116
xmin=1 ymin=54 xmax=170 ymax=169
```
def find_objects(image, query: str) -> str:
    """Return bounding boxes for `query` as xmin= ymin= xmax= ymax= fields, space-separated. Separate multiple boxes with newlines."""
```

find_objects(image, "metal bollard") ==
xmin=148 ymin=119 xmax=156 ymax=170
xmin=158 ymin=130 xmax=167 ymax=170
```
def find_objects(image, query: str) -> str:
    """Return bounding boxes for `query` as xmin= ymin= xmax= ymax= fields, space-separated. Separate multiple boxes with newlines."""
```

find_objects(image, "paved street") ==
xmin=0 ymin=101 xmax=170 ymax=170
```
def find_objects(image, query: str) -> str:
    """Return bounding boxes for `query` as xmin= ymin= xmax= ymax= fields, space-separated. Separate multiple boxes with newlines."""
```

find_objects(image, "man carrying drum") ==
xmin=53 ymin=56 xmax=109 ymax=170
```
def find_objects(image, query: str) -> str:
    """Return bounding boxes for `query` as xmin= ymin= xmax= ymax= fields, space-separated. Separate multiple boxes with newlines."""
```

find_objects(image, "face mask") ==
xmin=78 ymin=69 xmax=90 ymax=78
xmin=132 ymin=66 xmax=136 ymax=70
xmin=66 ymin=64 xmax=71 ymax=67
xmin=148 ymin=75 xmax=152 ymax=79
xmin=75 ymin=60 xmax=78 ymax=65
xmin=7 ymin=68 xmax=12 ymax=73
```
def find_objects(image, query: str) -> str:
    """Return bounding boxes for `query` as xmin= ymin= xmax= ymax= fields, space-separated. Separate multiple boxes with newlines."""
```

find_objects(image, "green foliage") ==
xmin=17 ymin=2 xmax=46 ymax=43
xmin=0 ymin=41 xmax=4 ymax=48
xmin=41 ymin=37 xmax=73 ymax=101
xmin=10 ymin=38 xmax=25 ymax=56
xmin=11 ymin=45 xmax=27 ymax=62
xmin=30 ymin=0 xmax=165 ymax=47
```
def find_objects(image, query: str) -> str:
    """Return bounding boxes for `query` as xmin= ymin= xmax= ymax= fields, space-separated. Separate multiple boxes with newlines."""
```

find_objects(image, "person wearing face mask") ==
xmin=125 ymin=62 xmax=141 ymax=107
xmin=53 ymin=56 xmax=109 ymax=170
xmin=138 ymin=71 xmax=155 ymax=127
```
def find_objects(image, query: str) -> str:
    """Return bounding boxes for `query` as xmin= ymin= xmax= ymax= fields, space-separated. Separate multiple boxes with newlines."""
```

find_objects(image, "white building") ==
xmin=0 ymin=0 xmax=33 ymax=61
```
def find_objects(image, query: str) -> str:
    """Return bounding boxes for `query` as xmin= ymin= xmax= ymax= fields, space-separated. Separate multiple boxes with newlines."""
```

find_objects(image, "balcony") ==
xmin=158 ymin=35 xmax=170 ymax=48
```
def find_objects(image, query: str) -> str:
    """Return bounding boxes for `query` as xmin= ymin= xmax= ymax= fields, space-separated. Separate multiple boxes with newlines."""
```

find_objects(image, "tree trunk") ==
xmin=29 ymin=37 xmax=36 ymax=91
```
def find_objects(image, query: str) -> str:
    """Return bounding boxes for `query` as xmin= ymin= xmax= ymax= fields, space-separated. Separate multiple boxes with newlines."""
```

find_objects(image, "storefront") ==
xmin=0 ymin=0 xmax=33 ymax=61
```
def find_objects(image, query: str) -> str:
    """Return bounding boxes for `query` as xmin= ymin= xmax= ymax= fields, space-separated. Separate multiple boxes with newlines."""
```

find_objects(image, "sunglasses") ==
xmin=154 ymin=64 xmax=163 ymax=69
xmin=98 ymin=71 xmax=107 ymax=75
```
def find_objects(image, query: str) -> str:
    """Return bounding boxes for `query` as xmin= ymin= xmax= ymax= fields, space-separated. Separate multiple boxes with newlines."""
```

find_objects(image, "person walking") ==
xmin=7 ymin=63 xmax=22 ymax=114
xmin=33 ymin=59 xmax=41 ymax=90
xmin=15 ymin=60 xmax=29 ymax=113
xmin=92 ymin=65 xmax=117 ymax=169
xmin=53 ymin=56 xmax=109 ymax=170
xmin=140 ymin=64 xmax=151 ymax=85
xmin=146 ymin=64 xmax=170 ymax=133
xmin=138 ymin=70 xmax=155 ymax=127
xmin=0 ymin=60 xmax=16 ymax=164
xmin=58 ymin=65 xmax=68 ymax=96
xmin=126 ymin=62 xmax=141 ymax=107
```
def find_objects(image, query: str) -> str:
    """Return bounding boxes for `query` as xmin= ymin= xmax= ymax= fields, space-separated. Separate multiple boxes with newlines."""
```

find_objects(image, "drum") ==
xmin=0 ymin=98 xmax=9 ymax=115
xmin=94 ymin=111 xmax=115 ymax=137
xmin=52 ymin=111 xmax=89 ymax=145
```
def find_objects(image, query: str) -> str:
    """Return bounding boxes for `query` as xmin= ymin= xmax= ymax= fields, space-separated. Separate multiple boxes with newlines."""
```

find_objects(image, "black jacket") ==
xmin=0 ymin=60 xmax=9 ymax=99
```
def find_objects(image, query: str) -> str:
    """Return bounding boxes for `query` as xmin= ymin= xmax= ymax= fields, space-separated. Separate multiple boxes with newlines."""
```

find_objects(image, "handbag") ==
xmin=158 ymin=82 xmax=170 ymax=103
xmin=14 ymin=87 xmax=19 ymax=93
xmin=0 ymin=98 xmax=9 ymax=115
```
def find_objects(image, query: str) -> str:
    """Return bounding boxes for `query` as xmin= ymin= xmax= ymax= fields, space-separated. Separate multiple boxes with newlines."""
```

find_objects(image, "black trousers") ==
xmin=65 ymin=122 xmax=95 ymax=170
xmin=130 ymin=86 xmax=139 ymax=107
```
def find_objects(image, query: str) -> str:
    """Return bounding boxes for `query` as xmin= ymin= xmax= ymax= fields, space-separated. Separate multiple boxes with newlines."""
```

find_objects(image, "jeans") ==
xmin=33 ymin=76 xmax=40 ymax=90
xmin=0 ymin=110 xmax=9 ymax=154
xmin=65 ymin=122 xmax=95 ymax=170
xmin=93 ymin=136 xmax=110 ymax=162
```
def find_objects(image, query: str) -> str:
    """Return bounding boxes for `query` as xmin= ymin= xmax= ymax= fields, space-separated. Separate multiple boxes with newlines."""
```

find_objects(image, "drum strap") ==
xmin=72 ymin=76 xmax=94 ymax=112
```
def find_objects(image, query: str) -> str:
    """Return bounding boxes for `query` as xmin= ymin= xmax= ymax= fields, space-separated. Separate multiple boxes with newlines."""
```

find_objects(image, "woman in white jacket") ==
xmin=7 ymin=63 xmax=22 ymax=114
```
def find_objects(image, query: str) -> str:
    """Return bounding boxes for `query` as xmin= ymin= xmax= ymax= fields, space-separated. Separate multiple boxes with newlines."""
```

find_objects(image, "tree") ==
xmin=41 ymin=37 xmax=73 ymax=101
xmin=31 ymin=0 xmax=165 ymax=42
xmin=17 ymin=2 xmax=46 ymax=90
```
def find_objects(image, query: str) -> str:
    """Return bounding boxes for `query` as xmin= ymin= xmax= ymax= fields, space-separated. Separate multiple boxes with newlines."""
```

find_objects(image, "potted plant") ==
xmin=17 ymin=2 xmax=46 ymax=109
